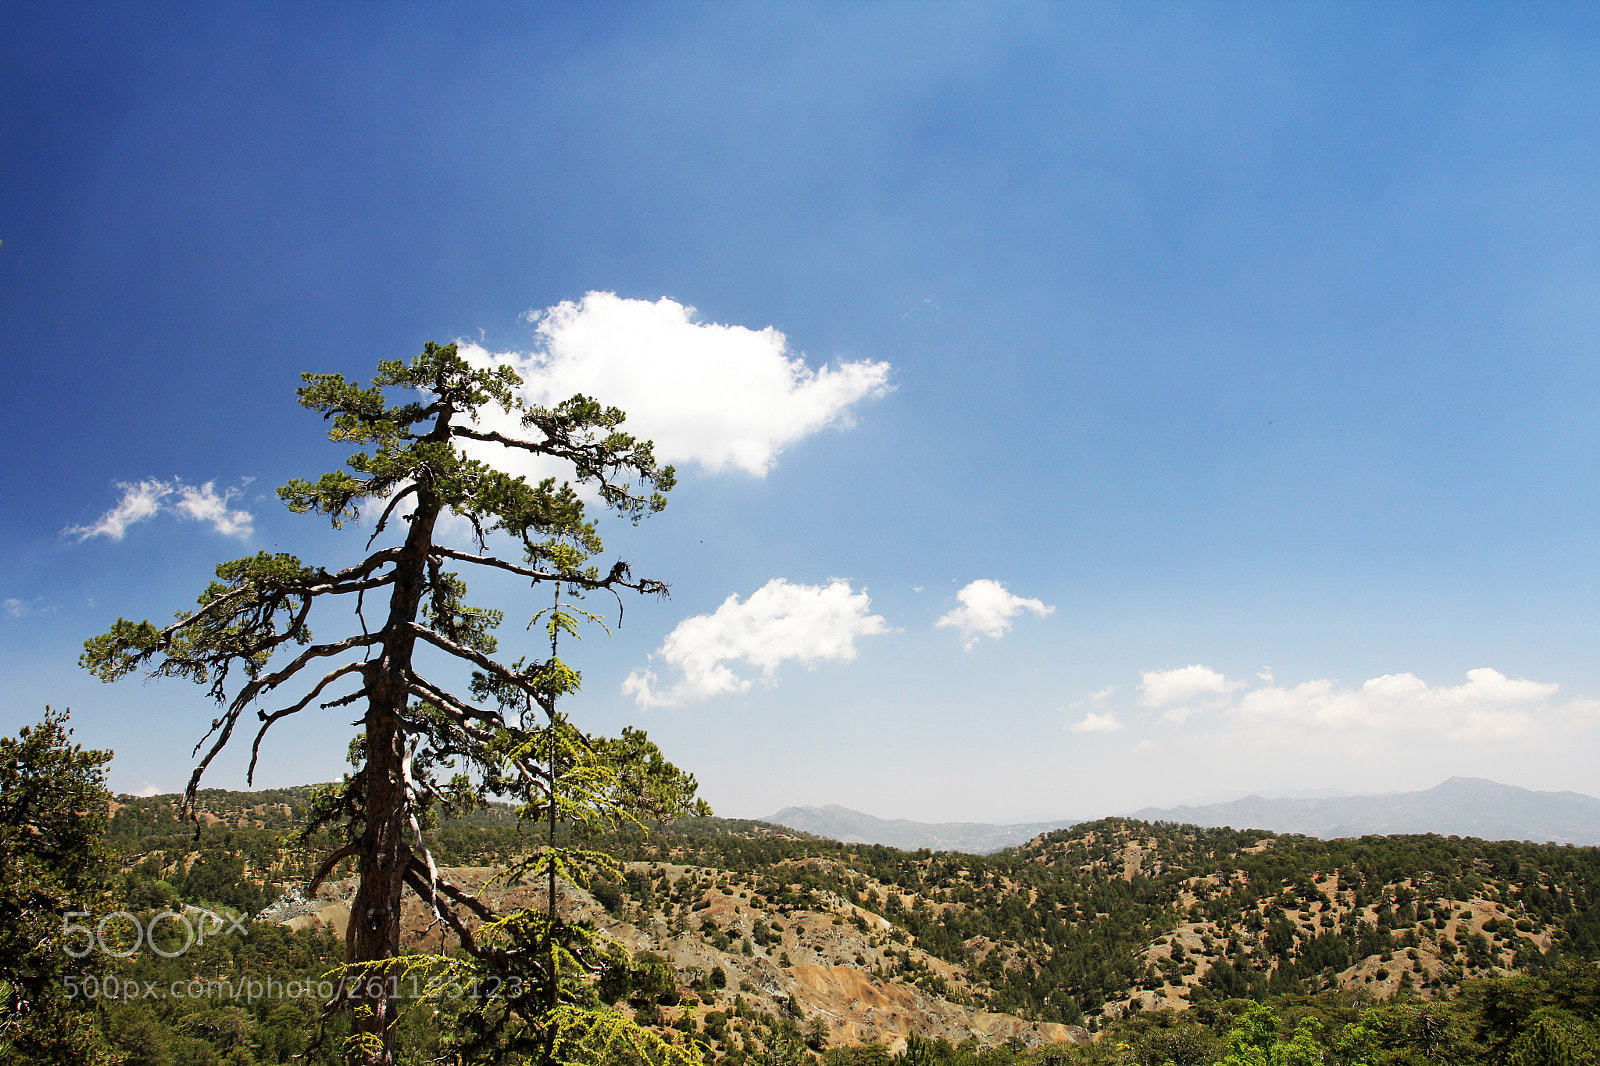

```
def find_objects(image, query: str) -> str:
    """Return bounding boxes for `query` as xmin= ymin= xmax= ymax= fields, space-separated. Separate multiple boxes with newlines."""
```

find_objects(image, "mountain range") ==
xmin=1132 ymin=776 xmax=1600 ymax=845
xmin=762 ymin=778 xmax=1600 ymax=852
xmin=759 ymin=804 xmax=1076 ymax=854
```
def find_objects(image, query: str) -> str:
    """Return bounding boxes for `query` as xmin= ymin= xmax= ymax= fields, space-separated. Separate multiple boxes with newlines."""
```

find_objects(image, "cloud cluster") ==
xmin=1233 ymin=667 xmax=1564 ymax=744
xmin=67 ymin=479 xmax=253 ymax=541
xmin=624 ymin=578 xmax=890 ymax=708
xmin=461 ymin=292 xmax=890 ymax=479
xmin=1138 ymin=664 xmax=1247 ymax=724
xmin=936 ymin=579 xmax=1054 ymax=650
xmin=1086 ymin=664 xmax=1582 ymax=748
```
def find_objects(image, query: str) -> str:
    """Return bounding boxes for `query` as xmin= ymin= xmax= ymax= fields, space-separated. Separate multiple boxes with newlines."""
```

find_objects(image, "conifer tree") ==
xmin=0 ymin=708 xmax=117 ymax=1066
xmin=83 ymin=343 xmax=706 ymax=1064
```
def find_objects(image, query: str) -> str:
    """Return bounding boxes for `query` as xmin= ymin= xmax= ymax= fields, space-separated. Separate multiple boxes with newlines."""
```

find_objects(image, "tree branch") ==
xmin=308 ymin=840 xmax=361 ymax=897
xmin=401 ymin=738 xmax=441 ymax=921
xmin=224 ymin=632 xmax=385 ymax=723
xmin=365 ymin=483 xmax=419 ymax=550
xmin=403 ymin=676 xmax=504 ymax=739
xmin=246 ymin=661 xmax=369 ymax=784
xmin=402 ymin=622 xmax=535 ymax=695
xmin=181 ymin=633 xmax=384 ymax=813
xmin=429 ymin=547 xmax=669 ymax=599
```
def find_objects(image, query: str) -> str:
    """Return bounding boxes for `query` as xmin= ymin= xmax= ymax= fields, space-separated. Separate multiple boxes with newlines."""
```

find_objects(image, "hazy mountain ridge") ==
xmin=762 ymin=779 xmax=1600 ymax=853
xmin=761 ymin=804 xmax=1077 ymax=854
xmin=1131 ymin=777 xmax=1600 ymax=845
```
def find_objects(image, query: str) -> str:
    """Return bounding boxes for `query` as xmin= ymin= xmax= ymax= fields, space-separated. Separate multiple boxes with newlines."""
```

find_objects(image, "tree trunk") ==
xmin=346 ymin=484 xmax=441 ymax=1064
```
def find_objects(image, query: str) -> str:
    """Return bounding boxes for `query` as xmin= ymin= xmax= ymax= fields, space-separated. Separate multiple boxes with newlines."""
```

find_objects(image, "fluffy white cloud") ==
xmin=1231 ymin=667 xmax=1561 ymax=743
xmin=67 ymin=479 xmax=253 ymax=541
xmin=1069 ymin=712 xmax=1123 ymax=733
xmin=624 ymin=578 xmax=891 ymax=708
xmin=935 ymin=579 xmax=1054 ymax=650
xmin=460 ymin=292 xmax=890 ymax=479
xmin=172 ymin=482 xmax=254 ymax=538
xmin=1138 ymin=664 xmax=1245 ymax=708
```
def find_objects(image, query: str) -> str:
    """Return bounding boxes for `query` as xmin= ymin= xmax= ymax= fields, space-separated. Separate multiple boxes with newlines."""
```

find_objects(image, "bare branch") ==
xmin=246 ymin=662 xmax=368 ymax=784
xmin=402 ymin=677 xmax=504 ymax=740
xmin=183 ymin=710 xmax=244 ymax=822
xmin=403 ymin=622 xmax=534 ymax=695
xmin=401 ymin=738 xmax=441 ymax=920
xmin=154 ymin=549 xmax=404 ymax=646
xmin=403 ymin=865 xmax=488 ymax=961
xmin=427 ymin=869 xmax=497 ymax=922
xmin=226 ymin=589 xmax=316 ymax=672
xmin=308 ymin=840 xmax=361 ymax=897
xmin=430 ymin=547 xmax=669 ymax=599
xmin=315 ymin=547 xmax=404 ymax=584
xmin=298 ymin=573 xmax=397 ymax=597
xmin=447 ymin=425 xmax=562 ymax=457
xmin=226 ymin=632 xmax=384 ymax=721
xmin=178 ymin=633 xmax=384 ymax=811
xmin=365 ymin=483 xmax=420 ymax=550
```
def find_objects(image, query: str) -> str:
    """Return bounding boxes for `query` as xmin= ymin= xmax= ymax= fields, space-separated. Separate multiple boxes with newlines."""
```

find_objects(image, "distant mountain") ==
xmin=1131 ymin=777 xmax=1600 ymax=844
xmin=760 ymin=804 xmax=1076 ymax=853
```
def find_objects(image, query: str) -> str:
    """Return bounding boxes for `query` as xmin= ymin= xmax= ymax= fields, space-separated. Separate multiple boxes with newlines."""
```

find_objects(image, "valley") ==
xmin=98 ymin=785 xmax=1600 ymax=1063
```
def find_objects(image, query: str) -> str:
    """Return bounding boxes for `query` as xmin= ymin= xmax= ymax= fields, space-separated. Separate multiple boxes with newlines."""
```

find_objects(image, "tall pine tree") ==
xmin=84 ymin=344 xmax=705 ymax=1064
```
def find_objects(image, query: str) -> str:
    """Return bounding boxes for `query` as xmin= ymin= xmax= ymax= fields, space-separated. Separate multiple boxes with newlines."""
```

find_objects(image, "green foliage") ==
xmin=0 ymin=708 xmax=118 ymax=1065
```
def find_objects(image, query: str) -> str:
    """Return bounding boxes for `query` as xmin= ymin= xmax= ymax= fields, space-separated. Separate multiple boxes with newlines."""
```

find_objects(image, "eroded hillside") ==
xmin=109 ymin=791 xmax=1600 ymax=1054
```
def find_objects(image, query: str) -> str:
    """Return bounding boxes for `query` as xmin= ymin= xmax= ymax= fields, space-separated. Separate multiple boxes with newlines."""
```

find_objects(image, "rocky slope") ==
xmin=262 ymin=858 xmax=1087 ymax=1053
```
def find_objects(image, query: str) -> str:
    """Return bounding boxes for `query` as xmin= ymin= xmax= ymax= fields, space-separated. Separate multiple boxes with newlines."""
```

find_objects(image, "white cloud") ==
xmin=460 ymin=292 xmax=890 ymax=478
xmin=1072 ymin=685 xmax=1118 ymax=708
xmin=133 ymin=784 xmax=162 ymax=798
xmin=1130 ymin=663 xmax=1570 ymax=746
xmin=67 ymin=478 xmax=253 ymax=541
xmin=1138 ymin=664 xmax=1245 ymax=708
xmin=173 ymin=481 xmax=253 ymax=538
xmin=66 ymin=479 xmax=174 ymax=540
xmin=1231 ymin=667 xmax=1561 ymax=744
xmin=935 ymin=579 xmax=1054 ymax=650
xmin=1069 ymin=712 xmax=1123 ymax=733
xmin=624 ymin=578 xmax=891 ymax=708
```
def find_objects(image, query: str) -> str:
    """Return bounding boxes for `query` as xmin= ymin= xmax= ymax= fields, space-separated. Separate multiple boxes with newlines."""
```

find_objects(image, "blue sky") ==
xmin=5 ymin=2 xmax=1600 ymax=822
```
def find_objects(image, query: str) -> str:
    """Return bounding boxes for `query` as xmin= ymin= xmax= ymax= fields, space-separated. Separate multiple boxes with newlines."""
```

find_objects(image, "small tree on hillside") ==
xmin=83 ymin=344 xmax=707 ymax=1065
xmin=0 ymin=707 xmax=117 ymax=1066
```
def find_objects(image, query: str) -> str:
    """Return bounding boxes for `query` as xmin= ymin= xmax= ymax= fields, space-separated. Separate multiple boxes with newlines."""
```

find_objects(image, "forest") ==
xmin=8 ymin=750 xmax=1599 ymax=1065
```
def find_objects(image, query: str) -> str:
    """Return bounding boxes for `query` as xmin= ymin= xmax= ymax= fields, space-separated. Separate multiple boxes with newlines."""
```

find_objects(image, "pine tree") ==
xmin=84 ymin=343 xmax=706 ymax=1064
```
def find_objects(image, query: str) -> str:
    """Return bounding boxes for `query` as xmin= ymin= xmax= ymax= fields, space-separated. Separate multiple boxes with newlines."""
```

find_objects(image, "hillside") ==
xmin=105 ymin=787 xmax=1600 ymax=1053
xmin=1131 ymin=777 xmax=1600 ymax=845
